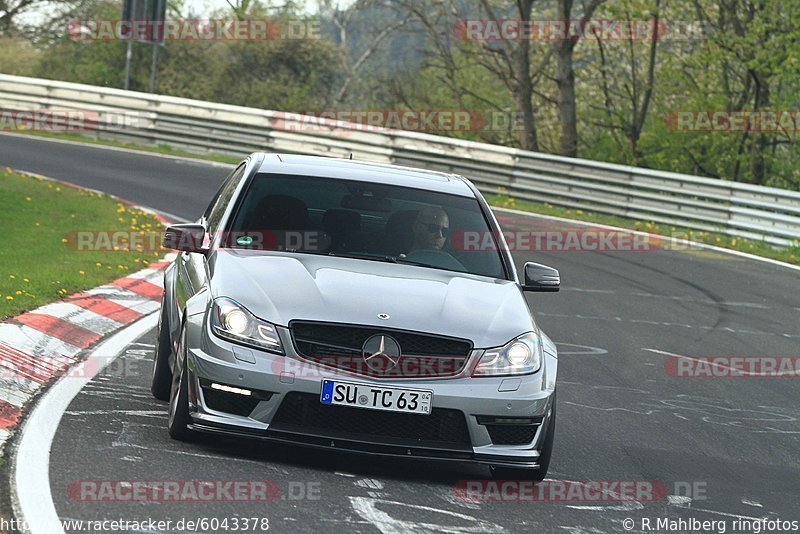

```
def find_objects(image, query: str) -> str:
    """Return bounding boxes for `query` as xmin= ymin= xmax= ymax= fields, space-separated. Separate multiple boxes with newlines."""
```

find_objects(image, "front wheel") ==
xmin=167 ymin=327 xmax=195 ymax=442
xmin=491 ymin=393 xmax=556 ymax=481
xmin=150 ymin=295 xmax=173 ymax=401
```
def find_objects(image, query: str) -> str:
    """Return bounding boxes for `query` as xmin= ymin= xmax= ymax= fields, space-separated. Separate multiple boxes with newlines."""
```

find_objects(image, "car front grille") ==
xmin=289 ymin=321 xmax=472 ymax=378
xmin=269 ymin=392 xmax=472 ymax=449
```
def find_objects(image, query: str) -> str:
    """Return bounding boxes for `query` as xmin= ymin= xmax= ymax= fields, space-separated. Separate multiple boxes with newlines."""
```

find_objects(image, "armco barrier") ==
xmin=1 ymin=74 xmax=799 ymax=246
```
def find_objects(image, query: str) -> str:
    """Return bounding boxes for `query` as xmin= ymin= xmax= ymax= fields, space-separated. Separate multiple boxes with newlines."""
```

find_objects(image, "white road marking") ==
xmin=742 ymin=498 xmax=764 ymax=508
xmin=564 ymin=402 xmax=657 ymax=415
xmin=436 ymin=486 xmax=481 ymax=510
xmin=564 ymin=502 xmax=642 ymax=512
xmin=349 ymin=497 xmax=504 ymax=534
xmin=555 ymin=343 xmax=609 ymax=355
xmin=558 ymin=527 xmax=608 ymax=534
xmin=560 ymin=479 xmax=644 ymax=512
xmin=355 ymin=478 xmax=385 ymax=490
xmin=11 ymin=313 xmax=158 ymax=534
xmin=669 ymin=503 xmax=769 ymax=522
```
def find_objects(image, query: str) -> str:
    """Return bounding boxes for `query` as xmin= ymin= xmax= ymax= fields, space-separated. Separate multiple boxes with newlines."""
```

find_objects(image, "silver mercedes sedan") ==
xmin=152 ymin=153 xmax=560 ymax=480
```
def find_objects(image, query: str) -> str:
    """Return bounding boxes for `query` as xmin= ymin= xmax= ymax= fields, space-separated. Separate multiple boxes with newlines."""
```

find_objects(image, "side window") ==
xmin=205 ymin=164 xmax=246 ymax=234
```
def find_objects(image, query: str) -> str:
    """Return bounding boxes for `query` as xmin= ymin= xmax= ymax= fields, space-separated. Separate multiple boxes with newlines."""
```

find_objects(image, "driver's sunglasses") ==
xmin=423 ymin=223 xmax=450 ymax=237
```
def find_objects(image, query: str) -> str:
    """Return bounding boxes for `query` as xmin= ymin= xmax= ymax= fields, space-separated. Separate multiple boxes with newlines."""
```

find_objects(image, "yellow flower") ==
xmin=95 ymin=262 xmax=102 ymax=267
xmin=61 ymin=238 xmax=68 ymax=243
xmin=79 ymin=270 xmax=85 ymax=275
xmin=15 ymin=291 xmax=22 ymax=295
xmin=25 ymin=196 xmax=32 ymax=201
xmin=23 ymin=278 xmax=28 ymax=282
xmin=9 ymin=275 xmax=15 ymax=279
xmin=55 ymin=187 xmax=61 ymax=192
xmin=5 ymin=296 xmax=12 ymax=301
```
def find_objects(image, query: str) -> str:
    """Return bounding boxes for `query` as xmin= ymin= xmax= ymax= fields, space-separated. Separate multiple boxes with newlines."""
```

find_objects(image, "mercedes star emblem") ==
xmin=362 ymin=334 xmax=401 ymax=373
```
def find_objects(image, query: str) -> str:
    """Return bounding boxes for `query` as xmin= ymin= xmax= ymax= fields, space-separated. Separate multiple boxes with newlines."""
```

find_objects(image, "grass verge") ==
xmin=0 ymin=168 xmax=166 ymax=319
xmin=6 ymin=130 xmax=800 ymax=267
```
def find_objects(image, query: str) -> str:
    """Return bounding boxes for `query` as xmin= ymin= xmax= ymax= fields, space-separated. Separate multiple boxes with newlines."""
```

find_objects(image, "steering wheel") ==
xmin=402 ymin=248 xmax=467 ymax=271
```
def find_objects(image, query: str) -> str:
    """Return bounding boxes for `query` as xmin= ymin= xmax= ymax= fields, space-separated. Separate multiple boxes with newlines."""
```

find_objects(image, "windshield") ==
xmin=224 ymin=173 xmax=506 ymax=279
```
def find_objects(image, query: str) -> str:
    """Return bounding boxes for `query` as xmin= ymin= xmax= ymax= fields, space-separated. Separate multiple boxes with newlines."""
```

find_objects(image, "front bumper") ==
xmin=182 ymin=311 xmax=557 ymax=468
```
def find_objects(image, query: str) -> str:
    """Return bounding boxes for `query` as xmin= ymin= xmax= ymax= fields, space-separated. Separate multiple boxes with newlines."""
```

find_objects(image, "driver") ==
xmin=409 ymin=206 xmax=450 ymax=252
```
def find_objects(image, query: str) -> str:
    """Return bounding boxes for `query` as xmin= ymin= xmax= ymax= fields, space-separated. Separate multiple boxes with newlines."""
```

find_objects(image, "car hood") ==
xmin=208 ymin=250 xmax=535 ymax=348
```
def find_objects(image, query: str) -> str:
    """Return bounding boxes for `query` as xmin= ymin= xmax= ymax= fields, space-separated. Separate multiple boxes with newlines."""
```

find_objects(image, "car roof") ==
xmin=254 ymin=154 xmax=476 ymax=197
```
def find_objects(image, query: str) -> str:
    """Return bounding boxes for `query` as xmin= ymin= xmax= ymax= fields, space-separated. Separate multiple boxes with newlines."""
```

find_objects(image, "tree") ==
xmin=581 ymin=0 xmax=661 ymax=165
xmin=319 ymin=0 xmax=412 ymax=105
xmin=554 ymin=0 xmax=604 ymax=157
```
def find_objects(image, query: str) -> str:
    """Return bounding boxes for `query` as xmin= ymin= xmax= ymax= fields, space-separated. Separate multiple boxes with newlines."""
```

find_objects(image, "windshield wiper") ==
xmin=396 ymin=257 xmax=468 ymax=273
xmin=327 ymin=251 xmax=399 ymax=263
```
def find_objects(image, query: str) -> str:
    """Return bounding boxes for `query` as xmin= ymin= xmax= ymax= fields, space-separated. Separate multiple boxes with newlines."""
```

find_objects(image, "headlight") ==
xmin=210 ymin=297 xmax=283 ymax=354
xmin=473 ymin=332 xmax=541 ymax=377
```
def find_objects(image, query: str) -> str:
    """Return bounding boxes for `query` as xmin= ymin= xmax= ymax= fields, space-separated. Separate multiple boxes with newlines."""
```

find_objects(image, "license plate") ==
xmin=320 ymin=379 xmax=432 ymax=415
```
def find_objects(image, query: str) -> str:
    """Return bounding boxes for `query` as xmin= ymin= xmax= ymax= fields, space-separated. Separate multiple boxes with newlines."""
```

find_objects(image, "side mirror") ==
xmin=162 ymin=224 xmax=206 ymax=254
xmin=522 ymin=262 xmax=560 ymax=292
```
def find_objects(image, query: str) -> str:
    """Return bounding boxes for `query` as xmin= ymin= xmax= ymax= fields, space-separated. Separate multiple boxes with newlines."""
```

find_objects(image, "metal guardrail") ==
xmin=1 ymin=73 xmax=799 ymax=246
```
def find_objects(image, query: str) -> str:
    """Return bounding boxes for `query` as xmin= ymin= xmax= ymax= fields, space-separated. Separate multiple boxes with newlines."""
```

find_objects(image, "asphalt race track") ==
xmin=3 ymin=133 xmax=800 ymax=533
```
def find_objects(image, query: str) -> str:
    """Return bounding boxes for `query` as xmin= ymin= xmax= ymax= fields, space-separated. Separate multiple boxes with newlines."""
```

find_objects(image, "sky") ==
xmin=18 ymin=0 xmax=355 ymax=25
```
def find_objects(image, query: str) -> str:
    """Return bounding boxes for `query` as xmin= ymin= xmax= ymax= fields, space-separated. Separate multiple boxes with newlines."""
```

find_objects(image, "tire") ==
xmin=167 ymin=327 xmax=195 ymax=442
xmin=491 ymin=393 xmax=556 ymax=481
xmin=150 ymin=295 xmax=173 ymax=401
